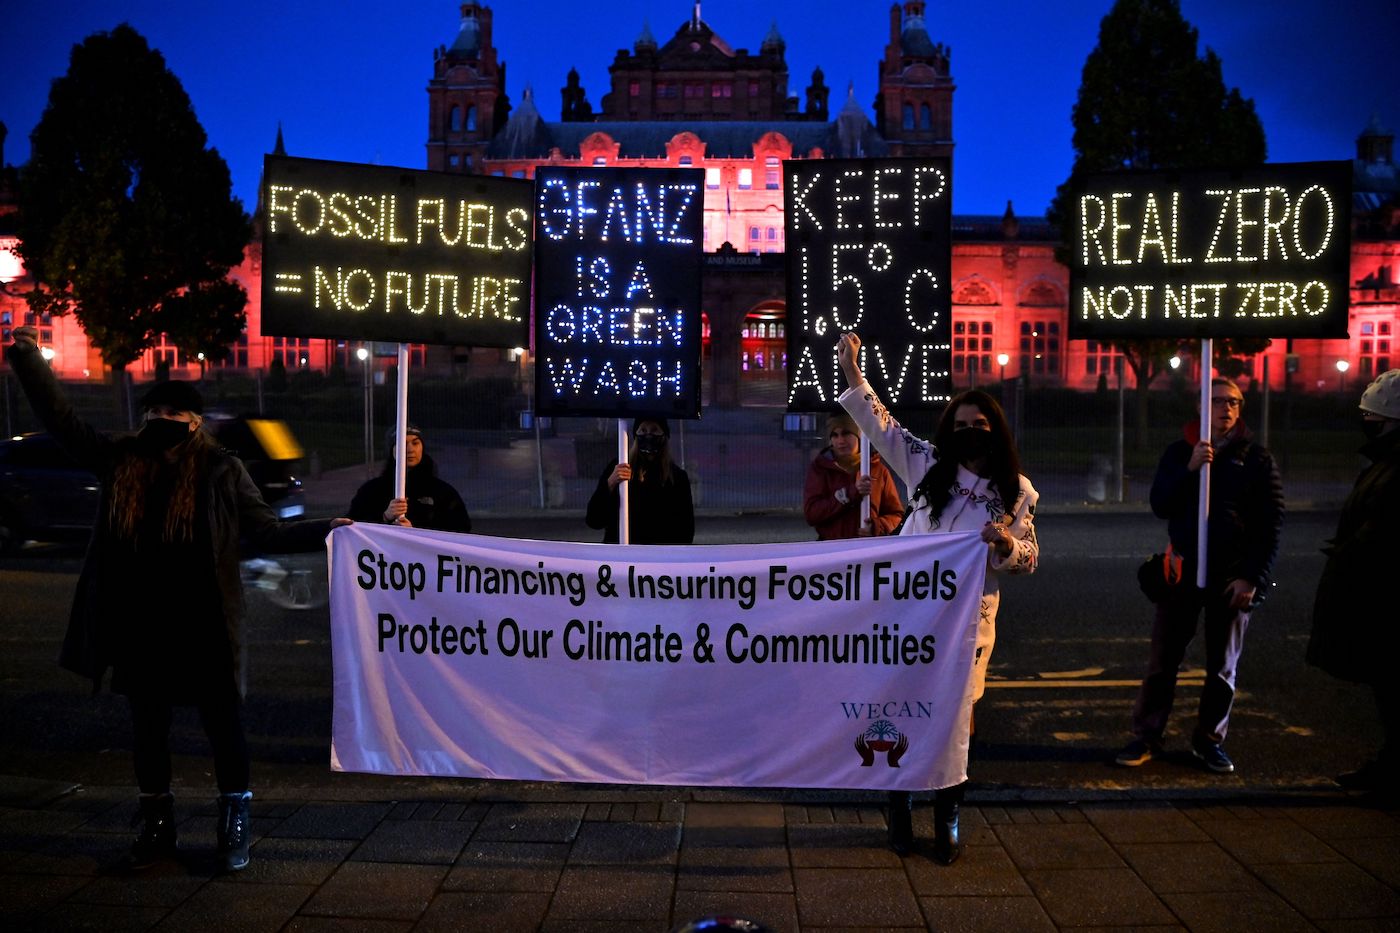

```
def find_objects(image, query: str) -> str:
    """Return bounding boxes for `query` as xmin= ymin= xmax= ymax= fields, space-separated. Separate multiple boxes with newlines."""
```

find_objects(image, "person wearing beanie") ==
xmin=803 ymin=412 xmax=903 ymax=539
xmin=1309 ymin=369 xmax=1400 ymax=799
xmin=3 ymin=326 xmax=350 ymax=874
xmin=585 ymin=417 xmax=694 ymax=544
xmin=347 ymin=425 xmax=472 ymax=533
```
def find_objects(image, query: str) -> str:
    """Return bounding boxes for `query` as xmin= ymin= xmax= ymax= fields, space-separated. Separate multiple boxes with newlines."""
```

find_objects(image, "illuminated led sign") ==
xmin=533 ymin=167 xmax=704 ymax=419
xmin=260 ymin=155 xmax=533 ymax=346
xmin=785 ymin=158 xmax=953 ymax=411
xmin=1067 ymin=161 xmax=1352 ymax=340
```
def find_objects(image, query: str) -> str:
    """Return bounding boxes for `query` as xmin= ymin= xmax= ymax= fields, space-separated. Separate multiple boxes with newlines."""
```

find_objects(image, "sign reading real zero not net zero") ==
xmin=260 ymin=155 xmax=534 ymax=347
xmin=1068 ymin=161 xmax=1352 ymax=340
xmin=533 ymin=167 xmax=705 ymax=419
xmin=785 ymin=158 xmax=954 ymax=412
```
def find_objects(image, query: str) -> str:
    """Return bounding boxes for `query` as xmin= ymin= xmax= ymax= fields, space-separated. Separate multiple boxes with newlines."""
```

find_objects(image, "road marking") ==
xmin=987 ymin=678 xmax=1205 ymax=689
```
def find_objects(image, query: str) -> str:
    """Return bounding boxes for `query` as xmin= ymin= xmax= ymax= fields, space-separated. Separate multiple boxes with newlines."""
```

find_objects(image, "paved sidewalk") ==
xmin=3 ymin=772 xmax=1397 ymax=931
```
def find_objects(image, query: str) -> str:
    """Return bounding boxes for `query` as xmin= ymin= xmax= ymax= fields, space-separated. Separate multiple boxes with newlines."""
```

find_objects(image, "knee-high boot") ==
xmin=932 ymin=783 xmax=964 ymax=865
xmin=217 ymin=791 xmax=252 ymax=872
xmin=887 ymin=790 xmax=914 ymax=855
xmin=129 ymin=792 xmax=177 ymax=869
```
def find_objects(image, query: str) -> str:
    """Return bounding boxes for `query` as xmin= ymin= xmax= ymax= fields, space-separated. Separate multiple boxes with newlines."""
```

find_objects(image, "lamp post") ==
xmin=356 ymin=346 xmax=372 ymax=468
xmin=996 ymin=352 xmax=1009 ymax=384
xmin=1169 ymin=354 xmax=1182 ymax=371
xmin=1336 ymin=358 xmax=1350 ymax=394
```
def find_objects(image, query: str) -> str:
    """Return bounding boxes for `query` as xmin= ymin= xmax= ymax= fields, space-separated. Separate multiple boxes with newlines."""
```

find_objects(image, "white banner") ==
xmin=327 ymin=524 xmax=987 ymax=790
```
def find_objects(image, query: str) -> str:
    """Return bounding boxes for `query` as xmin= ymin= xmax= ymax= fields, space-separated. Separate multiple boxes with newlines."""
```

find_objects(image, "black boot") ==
xmin=887 ymin=791 xmax=914 ymax=855
xmin=932 ymin=784 xmax=963 ymax=865
xmin=129 ymin=793 xmax=177 ymax=869
xmin=217 ymin=791 xmax=252 ymax=872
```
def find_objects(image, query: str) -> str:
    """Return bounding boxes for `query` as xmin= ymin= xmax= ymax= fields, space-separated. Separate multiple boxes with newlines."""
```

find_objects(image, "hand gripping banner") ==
xmin=327 ymin=524 xmax=987 ymax=790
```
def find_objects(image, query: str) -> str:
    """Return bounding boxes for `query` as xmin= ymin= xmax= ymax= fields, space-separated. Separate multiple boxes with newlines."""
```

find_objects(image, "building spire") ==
xmin=273 ymin=122 xmax=286 ymax=156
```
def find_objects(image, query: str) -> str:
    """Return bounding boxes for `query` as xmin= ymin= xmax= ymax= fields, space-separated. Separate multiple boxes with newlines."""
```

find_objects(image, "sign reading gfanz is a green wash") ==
xmin=260 ymin=155 xmax=534 ymax=347
xmin=1067 ymin=161 xmax=1352 ymax=340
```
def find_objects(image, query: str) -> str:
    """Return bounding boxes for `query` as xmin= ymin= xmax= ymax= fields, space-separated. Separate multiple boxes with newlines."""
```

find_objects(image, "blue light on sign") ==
xmin=532 ymin=167 xmax=704 ymax=419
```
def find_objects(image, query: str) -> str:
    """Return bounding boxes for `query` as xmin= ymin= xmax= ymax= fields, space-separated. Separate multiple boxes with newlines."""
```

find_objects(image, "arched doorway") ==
xmin=740 ymin=301 xmax=786 ymax=406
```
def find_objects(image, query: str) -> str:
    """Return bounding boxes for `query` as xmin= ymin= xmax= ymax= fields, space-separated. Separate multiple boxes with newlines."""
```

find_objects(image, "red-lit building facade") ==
xmin=2 ymin=2 xmax=1397 ymax=404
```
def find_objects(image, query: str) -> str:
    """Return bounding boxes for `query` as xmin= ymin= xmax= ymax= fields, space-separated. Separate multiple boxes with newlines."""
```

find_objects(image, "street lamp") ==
xmin=356 ymin=346 xmax=372 ymax=467
xmin=1336 ymin=358 xmax=1350 ymax=394
xmin=1169 ymin=355 xmax=1182 ymax=370
xmin=996 ymin=352 xmax=1009 ymax=383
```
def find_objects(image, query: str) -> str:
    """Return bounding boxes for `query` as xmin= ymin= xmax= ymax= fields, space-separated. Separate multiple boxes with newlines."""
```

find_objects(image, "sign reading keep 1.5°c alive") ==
xmin=533 ymin=167 xmax=705 ymax=420
xmin=260 ymin=155 xmax=534 ymax=347
xmin=785 ymin=158 xmax=953 ymax=412
xmin=1068 ymin=161 xmax=1352 ymax=340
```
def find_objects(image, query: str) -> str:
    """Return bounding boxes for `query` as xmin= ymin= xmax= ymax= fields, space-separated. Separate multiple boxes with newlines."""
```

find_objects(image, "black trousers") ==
xmin=130 ymin=690 xmax=249 ymax=795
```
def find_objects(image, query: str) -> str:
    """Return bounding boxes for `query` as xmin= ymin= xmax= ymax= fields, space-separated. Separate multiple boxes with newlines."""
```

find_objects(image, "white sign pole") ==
xmin=860 ymin=435 xmax=872 ymax=530
xmin=394 ymin=344 xmax=409 ymax=502
xmin=617 ymin=418 xmax=631 ymax=545
xmin=1196 ymin=338 xmax=1212 ymax=589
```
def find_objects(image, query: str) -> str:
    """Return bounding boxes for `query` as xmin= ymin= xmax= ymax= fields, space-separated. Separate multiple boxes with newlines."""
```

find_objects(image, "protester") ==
xmin=348 ymin=424 xmax=472 ymax=532
xmin=803 ymin=413 xmax=903 ymax=539
xmin=1308 ymin=369 xmax=1400 ymax=799
xmin=1115 ymin=377 xmax=1284 ymax=776
xmin=585 ymin=418 xmax=694 ymax=544
xmin=837 ymin=332 xmax=1039 ymax=864
xmin=4 ymin=325 xmax=350 ymax=873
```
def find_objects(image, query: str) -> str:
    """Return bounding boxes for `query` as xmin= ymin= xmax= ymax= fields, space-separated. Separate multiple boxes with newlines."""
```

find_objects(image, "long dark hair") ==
xmin=912 ymin=389 xmax=1023 ymax=519
xmin=109 ymin=429 xmax=217 ymax=542
xmin=629 ymin=420 xmax=676 ymax=485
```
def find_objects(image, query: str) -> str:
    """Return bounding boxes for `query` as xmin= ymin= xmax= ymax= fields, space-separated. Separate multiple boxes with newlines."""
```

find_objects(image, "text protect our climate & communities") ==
xmin=355 ymin=548 xmax=962 ymax=666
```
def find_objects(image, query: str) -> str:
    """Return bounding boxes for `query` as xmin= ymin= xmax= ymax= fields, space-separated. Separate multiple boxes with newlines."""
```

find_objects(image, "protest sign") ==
xmin=532 ymin=166 xmax=705 ymax=419
xmin=328 ymin=524 xmax=986 ymax=790
xmin=260 ymin=155 xmax=534 ymax=346
xmin=1067 ymin=161 xmax=1352 ymax=340
xmin=785 ymin=158 xmax=954 ymax=411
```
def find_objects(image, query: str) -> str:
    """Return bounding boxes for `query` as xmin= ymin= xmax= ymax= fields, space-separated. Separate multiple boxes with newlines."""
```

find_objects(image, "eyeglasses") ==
xmin=1210 ymin=397 xmax=1242 ymax=408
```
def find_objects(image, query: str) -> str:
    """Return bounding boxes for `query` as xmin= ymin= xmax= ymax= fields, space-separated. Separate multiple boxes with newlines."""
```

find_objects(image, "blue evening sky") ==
xmin=4 ymin=1 xmax=1396 ymax=218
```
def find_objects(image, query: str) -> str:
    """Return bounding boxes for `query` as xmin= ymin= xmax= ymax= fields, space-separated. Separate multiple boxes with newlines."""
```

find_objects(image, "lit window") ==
xmin=705 ymin=167 xmax=721 ymax=188
xmin=738 ymin=168 xmax=752 ymax=189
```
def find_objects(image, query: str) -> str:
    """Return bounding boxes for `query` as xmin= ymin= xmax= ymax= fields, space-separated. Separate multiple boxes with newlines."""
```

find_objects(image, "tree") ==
xmin=1049 ymin=0 xmax=1268 ymax=446
xmin=17 ymin=24 xmax=249 ymax=409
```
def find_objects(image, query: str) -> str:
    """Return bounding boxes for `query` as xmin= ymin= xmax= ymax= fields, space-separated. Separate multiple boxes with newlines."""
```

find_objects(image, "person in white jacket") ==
xmin=837 ymin=332 xmax=1039 ymax=864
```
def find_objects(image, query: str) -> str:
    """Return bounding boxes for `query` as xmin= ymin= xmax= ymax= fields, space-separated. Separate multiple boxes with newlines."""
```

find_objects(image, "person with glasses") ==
xmin=1116 ymin=377 xmax=1284 ymax=776
xmin=585 ymin=417 xmax=694 ymax=544
xmin=803 ymin=412 xmax=904 ymax=540
xmin=1308 ymin=369 xmax=1400 ymax=800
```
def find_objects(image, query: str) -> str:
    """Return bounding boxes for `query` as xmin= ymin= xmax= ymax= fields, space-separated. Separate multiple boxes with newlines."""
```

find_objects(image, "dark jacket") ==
xmin=5 ymin=341 xmax=338 ymax=696
xmin=1149 ymin=422 xmax=1284 ymax=594
xmin=348 ymin=456 xmax=472 ymax=533
xmin=1307 ymin=429 xmax=1400 ymax=683
xmin=802 ymin=448 xmax=903 ymax=540
xmin=586 ymin=459 xmax=694 ymax=544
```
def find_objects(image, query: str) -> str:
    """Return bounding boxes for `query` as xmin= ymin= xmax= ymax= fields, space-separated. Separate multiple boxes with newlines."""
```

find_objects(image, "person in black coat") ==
xmin=585 ymin=418 xmax=694 ymax=544
xmin=348 ymin=425 xmax=471 ymax=533
xmin=4 ymin=326 xmax=350 ymax=873
xmin=1309 ymin=369 xmax=1400 ymax=797
xmin=1115 ymin=377 xmax=1284 ymax=776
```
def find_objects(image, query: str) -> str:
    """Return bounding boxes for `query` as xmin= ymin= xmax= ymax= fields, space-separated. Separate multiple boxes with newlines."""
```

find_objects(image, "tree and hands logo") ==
xmin=855 ymin=719 xmax=909 ymax=767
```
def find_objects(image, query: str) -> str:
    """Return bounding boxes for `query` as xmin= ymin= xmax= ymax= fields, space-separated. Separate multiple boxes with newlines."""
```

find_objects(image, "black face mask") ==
xmin=636 ymin=434 xmax=665 ymax=457
xmin=1362 ymin=419 xmax=1387 ymax=441
xmin=140 ymin=417 xmax=191 ymax=452
xmin=948 ymin=427 xmax=993 ymax=462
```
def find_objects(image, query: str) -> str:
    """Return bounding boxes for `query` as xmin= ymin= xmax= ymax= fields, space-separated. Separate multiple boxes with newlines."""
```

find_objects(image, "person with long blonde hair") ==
xmin=5 ymin=326 xmax=350 ymax=873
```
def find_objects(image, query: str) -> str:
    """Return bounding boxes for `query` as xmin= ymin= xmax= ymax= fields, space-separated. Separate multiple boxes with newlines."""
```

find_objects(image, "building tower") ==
xmin=875 ymin=1 xmax=954 ymax=157
xmin=427 ymin=2 xmax=510 ymax=173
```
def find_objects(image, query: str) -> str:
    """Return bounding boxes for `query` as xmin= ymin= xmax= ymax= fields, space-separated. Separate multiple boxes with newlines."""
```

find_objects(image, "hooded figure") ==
xmin=348 ymin=424 xmax=472 ymax=533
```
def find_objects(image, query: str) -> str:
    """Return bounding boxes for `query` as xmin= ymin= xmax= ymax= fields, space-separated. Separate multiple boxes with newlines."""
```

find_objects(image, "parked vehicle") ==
xmin=0 ymin=432 xmax=101 ymax=554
